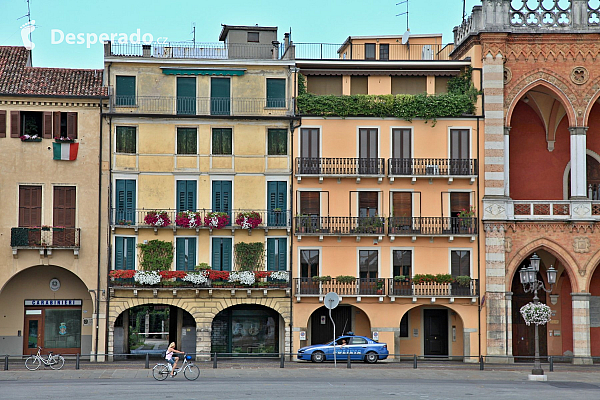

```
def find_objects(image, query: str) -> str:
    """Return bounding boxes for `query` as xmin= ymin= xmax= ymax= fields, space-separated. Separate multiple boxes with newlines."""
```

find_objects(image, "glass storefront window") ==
xmin=44 ymin=308 xmax=81 ymax=349
xmin=212 ymin=307 xmax=278 ymax=354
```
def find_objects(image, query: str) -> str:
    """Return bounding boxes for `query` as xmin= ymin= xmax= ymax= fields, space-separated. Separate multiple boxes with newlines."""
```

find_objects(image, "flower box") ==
xmin=20 ymin=135 xmax=41 ymax=142
xmin=144 ymin=211 xmax=171 ymax=227
xmin=175 ymin=211 xmax=202 ymax=228
xmin=54 ymin=137 xmax=75 ymax=143
xmin=235 ymin=211 xmax=262 ymax=230
xmin=204 ymin=212 xmax=230 ymax=230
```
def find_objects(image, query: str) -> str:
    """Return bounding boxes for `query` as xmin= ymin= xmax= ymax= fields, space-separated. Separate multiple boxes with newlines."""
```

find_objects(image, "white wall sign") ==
xmin=300 ymin=331 xmax=306 ymax=341
xmin=372 ymin=331 xmax=379 ymax=341
xmin=25 ymin=299 xmax=82 ymax=306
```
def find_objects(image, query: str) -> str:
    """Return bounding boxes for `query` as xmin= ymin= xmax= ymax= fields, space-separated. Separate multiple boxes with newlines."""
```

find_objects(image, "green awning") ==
xmin=161 ymin=68 xmax=245 ymax=76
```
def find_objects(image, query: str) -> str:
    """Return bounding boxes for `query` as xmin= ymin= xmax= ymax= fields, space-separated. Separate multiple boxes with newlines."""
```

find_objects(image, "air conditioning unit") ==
xmin=426 ymin=164 xmax=440 ymax=175
xmin=421 ymin=45 xmax=433 ymax=60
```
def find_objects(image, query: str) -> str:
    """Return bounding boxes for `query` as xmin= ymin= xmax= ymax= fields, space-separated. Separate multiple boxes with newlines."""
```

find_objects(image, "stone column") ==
xmin=504 ymin=127 xmax=511 ymax=197
xmin=571 ymin=293 xmax=593 ymax=364
xmin=195 ymin=317 xmax=212 ymax=361
xmin=569 ymin=127 xmax=588 ymax=199
xmin=463 ymin=328 xmax=478 ymax=363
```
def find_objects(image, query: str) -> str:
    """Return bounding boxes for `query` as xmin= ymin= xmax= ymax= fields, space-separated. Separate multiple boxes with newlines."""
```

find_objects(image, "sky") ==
xmin=0 ymin=0 xmax=481 ymax=69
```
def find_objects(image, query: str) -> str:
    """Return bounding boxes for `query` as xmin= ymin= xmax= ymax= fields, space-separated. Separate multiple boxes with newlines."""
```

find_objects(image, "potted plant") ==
xmin=412 ymin=274 xmax=435 ymax=285
xmin=144 ymin=211 xmax=171 ymax=227
xmin=175 ymin=210 xmax=202 ymax=228
xmin=235 ymin=211 xmax=262 ymax=231
xmin=452 ymin=275 xmax=472 ymax=295
xmin=204 ymin=212 xmax=230 ymax=230
xmin=195 ymin=263 xmax=210 ymax=271
xmin=458 ymin=206 xmax=476 ymax=232
xmin=394 ymin=275 xmax=407 ymax=282
xmin=336 ymin=275 xmax=356 ymax=284
xmin=435 ymin=274 xmax=453 ymax=284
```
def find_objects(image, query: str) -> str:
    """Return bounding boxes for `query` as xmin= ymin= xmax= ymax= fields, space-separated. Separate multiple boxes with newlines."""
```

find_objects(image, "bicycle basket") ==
xmin=185 ymin=355 xmax=192 ymax=361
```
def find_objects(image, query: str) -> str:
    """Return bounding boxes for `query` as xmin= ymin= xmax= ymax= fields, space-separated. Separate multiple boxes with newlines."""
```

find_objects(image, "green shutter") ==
xmin=125 ymin=237 xmax=135 ymax=270
xmin=211 ymin=78 xmax=230 ymax=115
xmin=177 ymin=180 xmax=196 ymax=212
xmin=212 ymin=181 xmax=232 ymax=213
xmin=212 ymin=238 xmax=231 ymax=271
xmin=176 ymin=238 xmax=195 ymax=271
xmin=267 ymin=79 xmax=286 ymax=108
xmin=268 ymin=181 xmax=286 ymax=226
xmin=267 ymin=238 xmax=287 ymax=271
xmin=116 ymin=180 xmax=136 ymax=224
xmin=267 ymin=238 xmax=276 ymax=271
xmin=176 ymin=238 xmax=185 ymax=271
xmin=116 ymin=76 xmax=135 ymax=106
xmin=177 ymin=77 xmax=196 ymax=115
xmin=278 ymin=238 xmax=287 ymax=271
xmin=115 ymin=237 xmax=124 ymax=270
xmin=222 ymin=238 xmax=232 ymax=271
xmin=187 ymin=239 xmax=196 ymax=271
xmin=212 ymin=238 xmax=221 ymax=271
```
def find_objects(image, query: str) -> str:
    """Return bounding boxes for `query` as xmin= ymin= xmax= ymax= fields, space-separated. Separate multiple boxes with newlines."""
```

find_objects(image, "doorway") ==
xmin=424 ymin=309 xmax=448 ymax=356
xmin=310 ymin=305 xmax=352 ymax=345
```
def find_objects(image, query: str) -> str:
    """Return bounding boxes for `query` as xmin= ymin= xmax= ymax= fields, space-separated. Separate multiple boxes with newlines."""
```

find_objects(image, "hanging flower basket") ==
xmin=204 ymin=212 xmax=230 ymax=230
xmin=144 ymin=211 xmax=171 ymax=227
xmin=520 ymin=302 xmax=552 ymax=326
xmin=175 ymin=211 xmax=202 ymax=228
xmin=235 ymin=211 xmax=262 ymax=230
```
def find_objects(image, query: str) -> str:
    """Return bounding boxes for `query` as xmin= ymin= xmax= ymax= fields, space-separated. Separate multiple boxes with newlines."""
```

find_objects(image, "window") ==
xmin=267 ymin=238 xmax=287 ymax=271
xmin=365 ymin=43 xmax=376 ymax=60
xmin=212 ymin=181 xmax=232 ymax=215
xmin=359 ymin=128 xmax=378 ymax=174
xmin=19 ymin=185 xmax=42 ymax=227
xmin=359 ymin=250 xmax=378 ymax=280
xmin=400 ymin=312 xmax=409 ymax=337
xmin=177 ymin=127 xmax=197 ymax=155
xmin=267 ymin=181 xmax=287 ymax=227
xmin=268 ymin=129 xmax=287 ymax=155
xmin=359 ymin=192 xmax=378 ymax=217
xmin=212 ymin=238 xmax=232 ymax=271
xmin=300 ymin=249 xmax=319 ymax=278
xmin=247 ymin=32 xmax=259 ymax=42
xmin=177 ymin=180 xmax=197 ymax=212
xmin=176 ymin=238 xmax=196 ymax=271
xmin=53 ymin=186 xmax=76 ymax=246
xmin=391 ymin=192 xmax=412 ymax=231
xmin=44 ymin=308 xmax=81 ymax=349
xmin=450 ymin=192 xmax=470 ymax=218
xmin=115 ymin=179 xmax=136 ymax=224
xmin=212 ymin=128 xmax=232 ymax=155
xmin=379 ymin=44 xmax=389 ymax=60
xmin=451 ymin=250 xmax=470 ymax=277
xmin=450 ymin=129 xmax=470 ymax=174
xmin=177 ymin=77 xmax=196 ymax=115
xmin=350 ymin=76 xmax=368 ymax=95
xmin=299 ymin=191 xmax=320 ymax=216
xmin=392 ymin=128 xmax=411 ymax=159
xmin=115 ymin=76 xmax=136 ymax=106
xmin=393 ymin=250 xmax=412 ymax=277
xmin=116 ymin=126 xmax=136 ymax=153
xmin=115 ymin=236 xmax=135 ymax=270
xmin=211 ymin=78 xmax=230 ymax=116
xmin=266 ymin=78 xmax=286 ymax=108
xmin=20 ymin=111 xmax=42 ymax=137
xmin=54 ymin=112 xmax=78 ymax=139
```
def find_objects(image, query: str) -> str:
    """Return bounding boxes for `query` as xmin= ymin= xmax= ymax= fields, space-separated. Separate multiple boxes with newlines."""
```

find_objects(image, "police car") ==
xmin=297 ymin=334 xmax=388 ymax=363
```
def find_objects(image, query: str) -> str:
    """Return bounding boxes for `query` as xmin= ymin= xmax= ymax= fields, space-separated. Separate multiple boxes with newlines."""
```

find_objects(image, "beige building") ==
xmin=0 ymin=46 xmax=109 ymax=358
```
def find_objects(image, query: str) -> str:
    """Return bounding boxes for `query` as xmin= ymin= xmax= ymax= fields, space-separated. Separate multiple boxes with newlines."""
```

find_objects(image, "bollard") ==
xmin=413 ymin=354 xmax=417 ymax=369
xmin=280 ymin=353 xmax=285 ymax=368
xmin=145 ymin=353 xmax=149 ymax=369
xmin=213 ymin=353 xmax=217 ymax=369
xmin=347 ymin=354 xmax=351 ymax=369
xmin=76 ymin=353 xmax=80 ymax=370
xmin=4 ymin=355 xmax=8 ymax=371
xmin=549 ymin=356 xmax=554 ymax=372
xmin=479 ymin=355 xmax=484 ymax=371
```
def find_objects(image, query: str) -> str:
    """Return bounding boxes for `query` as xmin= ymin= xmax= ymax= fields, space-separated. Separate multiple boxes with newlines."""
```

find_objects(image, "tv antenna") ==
xmin=462 ymin=0 xmax=467 ymax=23
xmin=191 ymin=22 xmax=196 ymax=45
xmin=396 ymin=0 xmax=409 ymax=32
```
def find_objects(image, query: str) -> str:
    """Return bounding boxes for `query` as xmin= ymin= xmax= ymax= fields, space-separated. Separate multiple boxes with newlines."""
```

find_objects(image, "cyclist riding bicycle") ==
xmin=165 ymin=342 xmax=185 ymax=377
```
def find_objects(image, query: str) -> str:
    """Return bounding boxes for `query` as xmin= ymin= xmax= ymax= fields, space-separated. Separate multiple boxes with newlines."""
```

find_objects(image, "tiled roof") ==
xmin=0 ymin=46 xmax=107 ymax=97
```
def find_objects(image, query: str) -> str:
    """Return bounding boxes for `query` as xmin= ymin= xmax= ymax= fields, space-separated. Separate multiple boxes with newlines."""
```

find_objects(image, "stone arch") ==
xmin=506 ymin=237 xmax=580 ymax=292
xmin=582 ymin=248 xmax=600 ymax=292
xmin=583 ymin=82 xmax=600 ymax=127
xmin=208 ymin=297 xmax=291 ymax=323
xmin=561 ymin=149 xmax=600 ymax=199
xmin=0 ymin=263 xmax=93 ymax=294
xmin=506 ymin=77 xmax=577 ymax=128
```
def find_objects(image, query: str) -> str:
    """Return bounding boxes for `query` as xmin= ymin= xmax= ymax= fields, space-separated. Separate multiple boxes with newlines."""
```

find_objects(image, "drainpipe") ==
xmin=105 ymin=62 xmax=113 ymax=360
xmin=476 ymin=115 xmax=481 ymax=363
xmin=95 ymin=96 xmax=106 ymax=362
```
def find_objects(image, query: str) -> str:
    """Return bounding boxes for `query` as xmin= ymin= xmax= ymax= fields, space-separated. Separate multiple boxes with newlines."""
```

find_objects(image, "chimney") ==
xmin=284 ymin=33 xmax=290 ymax=50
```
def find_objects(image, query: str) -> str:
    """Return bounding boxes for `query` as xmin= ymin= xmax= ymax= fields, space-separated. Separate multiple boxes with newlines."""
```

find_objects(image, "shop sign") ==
xmin=25 ymin=300 xmax=82 ymax=306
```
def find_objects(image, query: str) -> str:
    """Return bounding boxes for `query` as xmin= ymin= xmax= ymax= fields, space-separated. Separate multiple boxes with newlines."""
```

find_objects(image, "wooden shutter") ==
xmin=177 ymin=180 xmax=196 ymax=212
xmin=300 ymin=191 xmax=320 ymax=216
xmin=392 ymin=129 xmax=411 ymax=159
xmin=222 ymin=238 xmax=231 ymax=271
xmin=19 ymin=186 xmax=42 ymax=227
xmin=212 ymin=238 xmax=231 ymax=271
xmin=53 ymin=186 xmax=76 ymax=246
xmin=211 ymin=238 xmax=221 ymax=271
xmin=42 ymin=112 xmax=53 ymax=139
xmin=0 ymin=110 xmax=6 ymax=138
xmin=177 ymin=238 xmax=196 ymax=271
xmin=125 ymin=237 xmax=135 ymax=270
xmin=392 ymin=192 xmax=412 ymax=217
xmin=116 ymin=180 xmax=136 ymax=223
xmin=450 ymin=192 xmax=470 ymax=215
xmin=212 ymin=181 xmax=231 ymax=213
xmin=10 ymin=111 xmax=20 ymax=138
xmin=53 ymin=112 xmax=61 ymax=137
xmin=267 ymin=238 xmax=277 ymax=271
xmin=67 ymin=112 xmax=78 ymax=139
xmin=115 ymin=237 xmax=124 ymax=270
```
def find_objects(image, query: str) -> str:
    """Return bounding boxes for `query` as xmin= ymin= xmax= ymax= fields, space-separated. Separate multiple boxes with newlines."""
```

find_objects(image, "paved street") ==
xmin=2 ymin=366 xmax=600 ymax=399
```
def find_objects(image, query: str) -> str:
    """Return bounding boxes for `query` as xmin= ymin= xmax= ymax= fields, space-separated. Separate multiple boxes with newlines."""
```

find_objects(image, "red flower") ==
xmin=207 ymin=270 xmax=230 ymax=280
xmin=109 ymin=270 xmax=136 ymax=279
xmin=159 ymin=270 xmax=188 ymax=279
xmin=254 ymin=271 xmax=271 ymax=279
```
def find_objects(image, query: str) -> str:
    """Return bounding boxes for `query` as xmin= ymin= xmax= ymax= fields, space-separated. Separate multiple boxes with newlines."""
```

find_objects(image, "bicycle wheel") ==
xmin=153 ymin=364 xmax=169 ymax=381
xmin=25 ymin=356 xmax=41 ymax=371
xmin=50 ymin=355 xmax=65 ymax=370
xmin=184 ymin=364 xmax=200 ymax=381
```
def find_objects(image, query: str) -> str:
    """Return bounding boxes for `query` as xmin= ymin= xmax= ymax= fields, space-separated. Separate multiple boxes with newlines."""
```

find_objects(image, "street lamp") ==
xmin=519 ymin=253 xmax=557 ymax=375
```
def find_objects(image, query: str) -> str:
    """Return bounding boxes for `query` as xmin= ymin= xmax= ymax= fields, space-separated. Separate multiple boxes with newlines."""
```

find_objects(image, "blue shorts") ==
xmin=167 ymin=358 xmax=175 ymax=365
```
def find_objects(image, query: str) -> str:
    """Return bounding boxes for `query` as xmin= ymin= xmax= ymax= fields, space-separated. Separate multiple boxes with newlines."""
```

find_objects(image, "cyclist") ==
xmin=165 ymin=342 xmax=185 ymax=377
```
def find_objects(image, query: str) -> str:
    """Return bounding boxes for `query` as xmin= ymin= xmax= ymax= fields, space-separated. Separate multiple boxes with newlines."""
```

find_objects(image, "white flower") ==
xmin=208 ymin=216 xmax=219 ymax=229
xmin=229 ymin=271 xmax=255 ymax=285
xmin=134 ymin=271 xmax=161 ymax=285
xmin=240 ymin=217 xmax=251 ymax=230
xmin=520 ymin=302 xmax=552 ymax=326
xmin=182 ymin=272 xmax=208 ymax=285
xmin=270 ymin=270 xmax=289 ymax=282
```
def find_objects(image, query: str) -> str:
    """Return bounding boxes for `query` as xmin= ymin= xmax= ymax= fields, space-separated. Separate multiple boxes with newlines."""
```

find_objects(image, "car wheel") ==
xmin=365 ymin=351 xmax=378 ymax=364
xmin=311 ymin=351 xmax=325 ymax=363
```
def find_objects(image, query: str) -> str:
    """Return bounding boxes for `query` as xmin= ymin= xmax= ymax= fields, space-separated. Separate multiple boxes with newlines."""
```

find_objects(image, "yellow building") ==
xmin=0 ymin=46 xmax=109 ymax=359
xmin=291 ymin=34 xmax=484 ymax=361
xmin=103 ymin=26 xmax=296 ymax=357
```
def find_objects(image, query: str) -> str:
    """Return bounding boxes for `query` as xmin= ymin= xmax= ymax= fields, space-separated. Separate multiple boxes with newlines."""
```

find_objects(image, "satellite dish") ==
xmin=401 ymin=30 xmax=410 ymax=45
xmin=324 ymin=292 xmax=340 ymax=310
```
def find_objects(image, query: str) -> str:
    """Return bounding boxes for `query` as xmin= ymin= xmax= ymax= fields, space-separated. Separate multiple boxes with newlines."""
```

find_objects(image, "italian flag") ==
xmin=53 ymin=142 xmax=79 ymax=161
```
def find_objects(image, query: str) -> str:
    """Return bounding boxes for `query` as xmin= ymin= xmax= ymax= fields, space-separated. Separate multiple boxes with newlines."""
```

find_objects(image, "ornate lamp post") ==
xmin=519 ymin=253 xmax=557 ymax=376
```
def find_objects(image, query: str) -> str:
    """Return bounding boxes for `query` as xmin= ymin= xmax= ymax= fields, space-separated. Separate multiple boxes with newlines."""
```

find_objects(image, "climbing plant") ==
xmin=137 ymin=240 xmax=173 ymax=271
xmin=234 ymin=242 xmax=265 ymax=272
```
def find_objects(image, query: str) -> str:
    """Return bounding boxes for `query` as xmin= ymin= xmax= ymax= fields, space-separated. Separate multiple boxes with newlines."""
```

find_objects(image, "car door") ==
xmin=349 ymin=336 xmax=369 ymax=360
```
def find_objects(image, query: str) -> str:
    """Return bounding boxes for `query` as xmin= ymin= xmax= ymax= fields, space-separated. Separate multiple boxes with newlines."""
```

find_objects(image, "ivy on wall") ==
xmin=234 ymin=242 xmax=265 ymax=272
xmin=138 ymin=240 xmax=173 ymax=271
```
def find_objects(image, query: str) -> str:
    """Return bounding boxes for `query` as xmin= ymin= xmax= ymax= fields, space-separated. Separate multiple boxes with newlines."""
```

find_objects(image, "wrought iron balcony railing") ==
xmin=111 ymin=208 xmax=291 ymax=229
xmin=109 ymin=95 xmax=292 ymax=116
xmin=10 ymin=227 xmax=81 ymax=248
xmin=295 ymin=157 xmax=385 ymax=176
xmin=294 ymin=278 xmax=479 ymax=297
xmin=388 ymin=158 xmax=478 ymax=176
xmin=387 ymin=217 xmax=477 ymax=236
xmin=295 ymin=216 xmax=385 ymax=236
xmin=294 ymin=43 xmax=454 ymax=61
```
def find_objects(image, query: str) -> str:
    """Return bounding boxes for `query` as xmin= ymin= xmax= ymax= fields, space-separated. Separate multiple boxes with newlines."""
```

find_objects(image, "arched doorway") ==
xmin=113 ymin=305 xmax=196 ymax=357
xmin=308 ymin=305 xmax=371 ymax=345
xmin=211 ymin=305 xmax=281 ymax=354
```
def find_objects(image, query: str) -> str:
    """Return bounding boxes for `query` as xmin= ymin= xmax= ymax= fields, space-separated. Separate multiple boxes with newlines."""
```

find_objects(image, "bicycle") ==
xmin=25 ymin=346 xmax=65 ymax=370
xmin=152 ymin=354 xmax=200 ymax=381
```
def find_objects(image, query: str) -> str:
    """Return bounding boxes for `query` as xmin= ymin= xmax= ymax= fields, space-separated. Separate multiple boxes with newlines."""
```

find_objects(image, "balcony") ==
xmin=483 ymin=199 xmax=600 ymax=221
xmin=295 ymin=157 xmax=385 ymax=182
xmin=10 ymin=227 xmax=81 ymax=257
xmin=109 ymin=95 xmax=293 ymax=117
xmin=111 ymin=208 xmax=291 ymax=233
xmin=388 ymin=217 xmax=477 ymax=241
xmin=294 ymin=278 xmax=479 ymax=300
xmin=294 ymin=43 xmax=454 ymax=61
xmin=295 ymin=216 xmax=385 ymax=239
xmin=388 ymin=158 xmax=477 ymax=184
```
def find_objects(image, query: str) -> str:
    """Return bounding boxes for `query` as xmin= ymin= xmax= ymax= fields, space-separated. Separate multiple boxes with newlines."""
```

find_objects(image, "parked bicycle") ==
xmin=152 ymin=354 xmax=199 ymax=381
xmin=25 ymin=346 xmax=65 ymax=370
